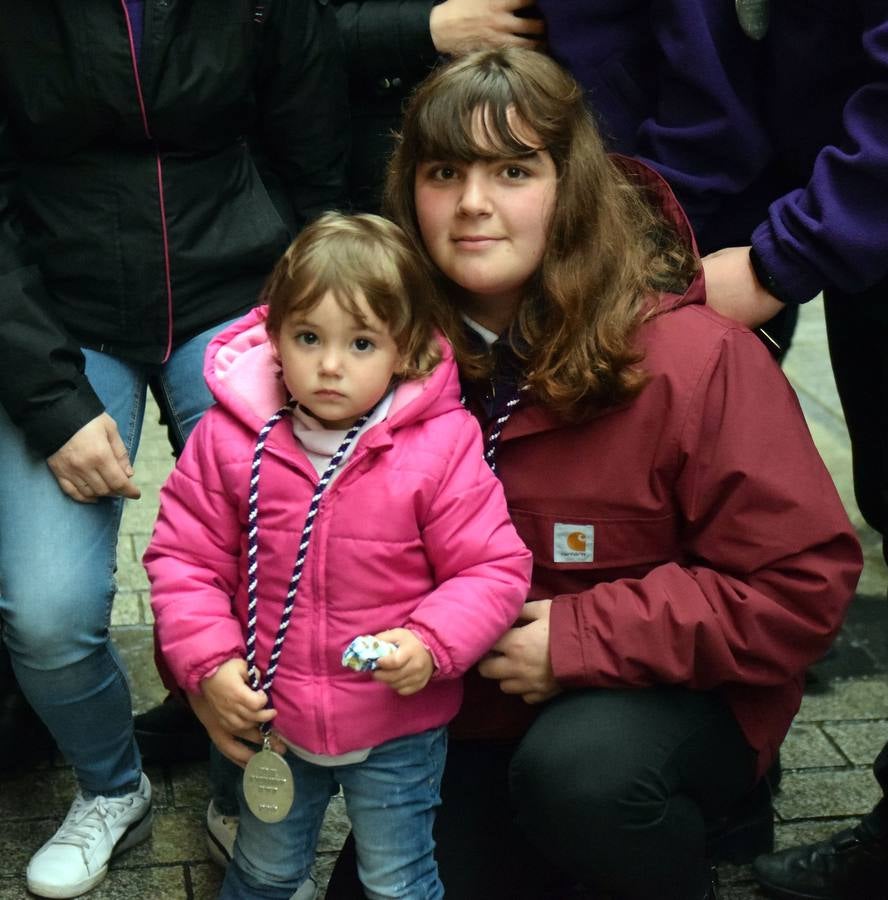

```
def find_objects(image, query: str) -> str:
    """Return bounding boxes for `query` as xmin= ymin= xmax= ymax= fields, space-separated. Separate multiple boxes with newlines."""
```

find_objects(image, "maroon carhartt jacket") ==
xmin=452 ymin=160 xmax=862 ymax=776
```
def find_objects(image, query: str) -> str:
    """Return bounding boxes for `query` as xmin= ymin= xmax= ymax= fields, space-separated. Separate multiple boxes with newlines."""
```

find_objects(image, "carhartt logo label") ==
xmin=553 ymin=523 xmax=594 ymax=563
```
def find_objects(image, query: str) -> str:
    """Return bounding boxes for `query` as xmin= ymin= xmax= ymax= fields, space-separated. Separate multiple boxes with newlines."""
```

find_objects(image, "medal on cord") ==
xmin=242 ymin=400 xmax=372 ymax=823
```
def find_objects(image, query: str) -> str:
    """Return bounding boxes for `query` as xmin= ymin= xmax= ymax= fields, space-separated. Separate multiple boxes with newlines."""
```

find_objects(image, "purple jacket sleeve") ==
xmin=751 ymin=10 xmax=888 ymax=302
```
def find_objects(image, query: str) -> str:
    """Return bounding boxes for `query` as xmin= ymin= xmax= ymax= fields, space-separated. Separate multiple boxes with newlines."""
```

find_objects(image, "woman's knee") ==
xmin=1 ymin=567 xmax=114 ymax=669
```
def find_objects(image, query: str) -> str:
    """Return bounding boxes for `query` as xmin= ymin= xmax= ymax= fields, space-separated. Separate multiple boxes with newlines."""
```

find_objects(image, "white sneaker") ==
xmin=290 ymin=877 xmax=318 ymax=900
xmin=206 ymin=799 xmax=238 ymax=868
xmin=27 ymin=773 xmax=152 ymax=898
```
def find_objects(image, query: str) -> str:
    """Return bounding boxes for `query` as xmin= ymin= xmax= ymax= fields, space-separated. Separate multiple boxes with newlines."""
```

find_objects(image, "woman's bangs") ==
xmin=414 ymin=78 xmax=540 ymax=161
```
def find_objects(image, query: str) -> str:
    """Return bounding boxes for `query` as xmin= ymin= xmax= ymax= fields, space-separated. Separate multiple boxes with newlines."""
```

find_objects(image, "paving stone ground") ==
xmin=2 ymin=298 xmax=886 ymax=899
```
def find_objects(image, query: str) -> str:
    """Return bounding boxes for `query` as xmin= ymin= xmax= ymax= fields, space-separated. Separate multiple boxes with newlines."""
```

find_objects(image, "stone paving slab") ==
xmin=2 ymin=299 xmax=886 ymax=899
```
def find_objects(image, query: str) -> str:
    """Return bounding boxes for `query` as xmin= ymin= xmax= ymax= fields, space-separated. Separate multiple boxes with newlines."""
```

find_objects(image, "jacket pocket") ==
xmin=508 ymin=506 xmax=680 ymax=575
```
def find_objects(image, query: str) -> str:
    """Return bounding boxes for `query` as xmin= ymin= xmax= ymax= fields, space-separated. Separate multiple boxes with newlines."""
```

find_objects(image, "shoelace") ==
xmin=53 ymin=793 xmax=134 ymax=852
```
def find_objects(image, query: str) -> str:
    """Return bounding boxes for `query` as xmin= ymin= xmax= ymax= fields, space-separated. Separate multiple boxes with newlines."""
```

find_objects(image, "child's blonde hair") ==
xmin=263 ymin=212 xmax=442 ymax=378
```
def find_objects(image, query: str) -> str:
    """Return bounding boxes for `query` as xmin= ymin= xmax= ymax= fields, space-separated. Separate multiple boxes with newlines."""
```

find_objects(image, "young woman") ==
xmin=327 ymin=48 xmax=862 ymax=900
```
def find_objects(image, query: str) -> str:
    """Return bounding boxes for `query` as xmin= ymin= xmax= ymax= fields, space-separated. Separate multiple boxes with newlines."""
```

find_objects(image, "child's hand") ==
xmin=200 ymin=658 xmax=277 ymax=735
xmin=371 ymin=628 xmax=434 ymax=695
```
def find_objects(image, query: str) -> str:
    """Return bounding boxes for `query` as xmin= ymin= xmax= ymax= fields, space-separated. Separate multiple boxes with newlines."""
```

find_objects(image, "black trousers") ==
xmin=327 ymin=687 xmax=757 ymax=900
xmin=823 ymin=283 xmax=888 ymax=831
xmin=823 ymin=283 xmax=888 ymax=563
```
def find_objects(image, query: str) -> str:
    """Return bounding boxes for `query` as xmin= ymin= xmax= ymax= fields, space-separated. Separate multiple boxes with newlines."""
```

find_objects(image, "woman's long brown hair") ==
xmin=385 ymin=48 xmax=698 ymax=421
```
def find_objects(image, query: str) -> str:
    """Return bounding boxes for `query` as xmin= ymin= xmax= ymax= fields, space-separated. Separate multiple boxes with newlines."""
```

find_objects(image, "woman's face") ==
xmin=413 ymin=114 xmax=557 ymax=332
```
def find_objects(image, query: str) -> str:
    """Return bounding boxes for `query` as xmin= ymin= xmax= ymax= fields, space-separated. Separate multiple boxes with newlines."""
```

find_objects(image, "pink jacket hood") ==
xmin=146 ymin=310 xmax=531 ymax=755
xmin=205 ymin=305 xmax=462 ymax=435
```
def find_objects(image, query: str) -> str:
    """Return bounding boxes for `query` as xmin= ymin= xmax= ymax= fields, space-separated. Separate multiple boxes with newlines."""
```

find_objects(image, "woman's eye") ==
xmin=503 ymin=165 xmax=528 ymax=179
xmin=295 ymin=331 xmax=318 ymax=345
xmin=429 ymin=165 xmax=458 ymax=181
xmin=353 ymin=337 xmax=374 ymax=352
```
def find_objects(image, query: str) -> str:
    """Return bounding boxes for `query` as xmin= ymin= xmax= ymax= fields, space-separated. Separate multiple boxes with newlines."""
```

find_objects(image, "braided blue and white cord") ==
xmin=244 ymin=401 xmax=371 ymax=734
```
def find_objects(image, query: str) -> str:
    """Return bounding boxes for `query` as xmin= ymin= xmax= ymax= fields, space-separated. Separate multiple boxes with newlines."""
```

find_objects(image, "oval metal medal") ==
xmin=736 ymin=0 xmax=769 ymax=40
xmin=243 ymin=743 xmax=294 ymax=824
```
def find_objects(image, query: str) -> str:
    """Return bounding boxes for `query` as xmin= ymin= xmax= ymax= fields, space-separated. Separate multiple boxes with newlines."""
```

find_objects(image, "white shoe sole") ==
xmin=27 ymin=807 xmax=153 ymax=899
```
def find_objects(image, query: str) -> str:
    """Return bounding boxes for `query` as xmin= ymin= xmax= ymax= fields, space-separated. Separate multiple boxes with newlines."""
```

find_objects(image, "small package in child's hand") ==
xmin=342 ymin=635 xmax=398 ymax=672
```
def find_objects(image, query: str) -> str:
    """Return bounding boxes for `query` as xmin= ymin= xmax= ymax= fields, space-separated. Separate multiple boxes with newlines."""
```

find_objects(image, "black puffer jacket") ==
xmin=0 ymin=0 xmax=348 ymax=455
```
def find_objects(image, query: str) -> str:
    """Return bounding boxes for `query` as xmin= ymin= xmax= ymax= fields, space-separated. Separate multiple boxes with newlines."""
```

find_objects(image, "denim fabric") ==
xmin=221 ymin=728 xmax=446 ymax=900
xmin=0 ymin=319 xmax=235 ymax=795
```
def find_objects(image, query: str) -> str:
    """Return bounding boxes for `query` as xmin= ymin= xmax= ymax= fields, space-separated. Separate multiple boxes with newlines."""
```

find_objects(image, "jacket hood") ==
xmin=610 ymin=153 xmax=705 ymax=316
xmin=204 ymin=306 xmax=462 ymax=433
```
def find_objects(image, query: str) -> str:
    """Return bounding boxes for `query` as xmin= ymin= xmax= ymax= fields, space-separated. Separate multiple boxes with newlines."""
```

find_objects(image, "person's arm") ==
xmin=334 ymin=0 xmax=439 ymax=84
xmin=334 ymin=0 xmax=544 ymax=83
xmin=706 ymin=12 xmax=888 ymax=323
xmin=144 ymin=410 xmax=249 ymax=695
xmin=254 ymin=0 xmax=351 ymax=229
xmin=0 ymin=113 xmax=139 ymax=500
xmin=396 ymin=412 xmax=532 ymax=679
xmin=549 ymin=327 xmax=860 ymax=693
xmin=0 ymin=113 xmax=102 ymax=455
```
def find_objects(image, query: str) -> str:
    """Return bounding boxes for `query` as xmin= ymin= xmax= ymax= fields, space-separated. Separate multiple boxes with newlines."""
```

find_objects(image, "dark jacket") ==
xmin=540 ymin=0 xmax=888 ymax=304
xmin=0 ymin=0 xmax=348 ymax=455
xmin=451 ymin=160 xmax=861 ymax=778
xmin=539 ymin=0 xmax=773 ymax=253
xmin=333 ymin=0 xmax=438 ymax=211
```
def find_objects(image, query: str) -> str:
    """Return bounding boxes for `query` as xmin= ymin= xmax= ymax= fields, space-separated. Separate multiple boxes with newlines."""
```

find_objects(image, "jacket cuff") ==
xmin=403 ymin=0 xmax=440 ymax=71
xmin=23 ymin=382 xmax=106 ymax=458
xmin=548 ymin=595 xmax=588 ymax=686
xmin=750 ymin=220 xmax=823 ymax=305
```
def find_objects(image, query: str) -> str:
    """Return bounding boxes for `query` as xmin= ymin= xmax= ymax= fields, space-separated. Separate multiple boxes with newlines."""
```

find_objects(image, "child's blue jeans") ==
xmin=220 ymin=728 xmax=447 ymax=900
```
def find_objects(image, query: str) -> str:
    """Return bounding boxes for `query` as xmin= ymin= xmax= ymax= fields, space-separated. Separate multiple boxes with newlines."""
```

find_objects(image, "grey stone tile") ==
xmin=111 ymin=592 xmax=144 ymax=627
xmin=780 ymin=722 xmax=846 ymax=769
xmin=190 ymin=862 xmax=225 ymax=899
xmin=822 ymin=720 xmax=888 ymax=766
xmin=78 ymin=864 xmax=189 ymax=899
xmin=774 ymin=769 xmax=882 ymax=820
xmin=795 ymin=677 xmax=888 ymax=722
xmin=773 ymin=818 xmax=860 ymax=851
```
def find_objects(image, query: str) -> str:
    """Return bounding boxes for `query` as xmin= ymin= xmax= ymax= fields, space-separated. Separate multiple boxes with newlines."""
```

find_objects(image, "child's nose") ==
xmin=318 ymin=348 xmax=343 ymax=374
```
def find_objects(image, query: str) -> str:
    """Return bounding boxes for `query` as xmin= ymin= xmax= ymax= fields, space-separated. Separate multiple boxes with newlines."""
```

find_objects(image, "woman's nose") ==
xmin=457 ymin=171 xmax=492 ymax=216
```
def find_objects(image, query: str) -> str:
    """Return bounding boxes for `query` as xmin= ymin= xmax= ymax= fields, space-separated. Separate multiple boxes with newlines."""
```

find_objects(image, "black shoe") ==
xmin=706 ymin=778 xmax=775 ymax=864
xmin=752 ymin=825 xmax=888 ymax=899
xmin=134 ymin=694 xmax=209 ymax=764
xmin=0 ymin=685 xmax=55 ymax=771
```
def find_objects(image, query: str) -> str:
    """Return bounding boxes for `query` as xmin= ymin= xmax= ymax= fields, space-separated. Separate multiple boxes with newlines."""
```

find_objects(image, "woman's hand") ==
xmin=372 ymin=628 xmax=434 ymax=696
xmin=430 ymin=0 xmax=546 ymax=56
xmin=702 ymin=246 xmax=786 ymax=328
xmin=478 ymin=599 xmax=560 ymax=704
xmin=200 ymin=658 xmax=277 ymax=738
xmin=47 ymin=413 xmax=141 ymax=503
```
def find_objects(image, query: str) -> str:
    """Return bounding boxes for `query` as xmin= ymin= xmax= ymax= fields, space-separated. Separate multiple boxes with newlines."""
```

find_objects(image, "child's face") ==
xmin=273 ymin=290 xmax=402 ymax=429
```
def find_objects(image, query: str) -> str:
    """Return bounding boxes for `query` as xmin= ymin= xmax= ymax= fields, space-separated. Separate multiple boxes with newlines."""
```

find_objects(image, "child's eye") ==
xmin=353 ymin=337 xmax=375 ymax=352
xmin=502 ymin=164 xmax=529 ymax=180
xmin=295 ymin=331 xmax=318 ymax=345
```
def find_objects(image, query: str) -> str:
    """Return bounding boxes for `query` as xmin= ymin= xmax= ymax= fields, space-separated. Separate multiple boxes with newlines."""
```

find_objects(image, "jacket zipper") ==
xmin=120 ymin=0 xmax=175 ymax=363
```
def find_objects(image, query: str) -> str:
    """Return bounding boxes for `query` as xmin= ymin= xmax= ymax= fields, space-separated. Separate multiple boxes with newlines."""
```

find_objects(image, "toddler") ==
xmin=145 ymin=212 xmax=531 ymax=899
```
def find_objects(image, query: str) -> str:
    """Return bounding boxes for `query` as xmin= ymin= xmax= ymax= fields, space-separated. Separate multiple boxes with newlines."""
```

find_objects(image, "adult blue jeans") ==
xmin=0 ymin=320 xmax=233 ymax=796
xmin=220 ymin=728 xmax=446 ymax=900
